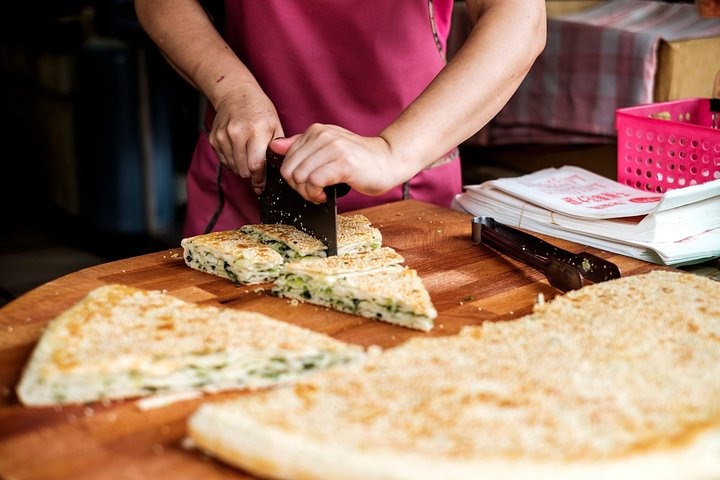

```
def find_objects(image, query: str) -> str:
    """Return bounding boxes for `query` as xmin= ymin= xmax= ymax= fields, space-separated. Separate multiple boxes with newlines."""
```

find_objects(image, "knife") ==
xmin=471 ymin=216 xmax=621 ymax=292
xmin=259 ymin=148 xmax=351 ymax=256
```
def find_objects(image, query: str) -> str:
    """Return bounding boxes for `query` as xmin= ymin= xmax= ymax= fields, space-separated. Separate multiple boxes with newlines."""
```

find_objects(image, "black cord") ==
xmin=203 ymin=164 xmax=225 ymax=233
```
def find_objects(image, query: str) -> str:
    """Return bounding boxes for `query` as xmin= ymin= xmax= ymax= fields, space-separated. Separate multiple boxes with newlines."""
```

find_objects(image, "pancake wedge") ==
xmin=336 ymin=214 xmax=383 ymax=255
xmin=241 ymin=214 xmax=383 ymax=261
xmin=272 ymin=247 xmax=437 ymax=331
xmin=189 ymin=271 xmax=720 ymax=480
xmin=16 ymin=284 xmax=365 ymax=406
xmin=181 ymin=229 xmax=284 ymax=285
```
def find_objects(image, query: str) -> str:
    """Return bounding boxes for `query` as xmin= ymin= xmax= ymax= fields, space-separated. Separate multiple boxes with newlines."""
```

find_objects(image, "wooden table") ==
xmin=0 ymin=200 xmax=664 ymax=480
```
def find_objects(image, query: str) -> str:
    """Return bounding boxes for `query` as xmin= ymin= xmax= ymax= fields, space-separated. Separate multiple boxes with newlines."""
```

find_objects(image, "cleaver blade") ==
xmin=259 ymin=149 xmax=350 ymax=256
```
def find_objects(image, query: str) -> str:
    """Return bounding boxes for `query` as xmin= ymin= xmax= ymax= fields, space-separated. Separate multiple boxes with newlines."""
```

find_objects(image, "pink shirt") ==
xmin=184 ymin=0 xmax=462 ymax=236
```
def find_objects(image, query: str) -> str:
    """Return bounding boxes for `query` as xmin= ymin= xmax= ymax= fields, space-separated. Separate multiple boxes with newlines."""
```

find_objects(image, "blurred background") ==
xmin=0 ymin=1 xmax=225 ymax=304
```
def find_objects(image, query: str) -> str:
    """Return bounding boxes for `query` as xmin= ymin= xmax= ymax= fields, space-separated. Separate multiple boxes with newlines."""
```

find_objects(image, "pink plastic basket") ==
xmin=616 ymin=98 xmax=720 ymax=193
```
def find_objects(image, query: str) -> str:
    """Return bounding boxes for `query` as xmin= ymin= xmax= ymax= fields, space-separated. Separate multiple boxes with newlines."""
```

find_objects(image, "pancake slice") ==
xmin=240 ymin=213 xmax=383 ymax=262
xmin=272 ymin=247 xmax=437 ymax=332
xmin=181 ymin=230 xmax=283 ymax=285
xmin=16 ymin=284 xmax=365 ymax=406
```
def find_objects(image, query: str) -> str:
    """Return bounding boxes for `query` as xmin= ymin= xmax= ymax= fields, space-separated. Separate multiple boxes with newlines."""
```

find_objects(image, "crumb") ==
xmin=289 ymin=299 xmax=299 ymax=307
xmin=253 ymin=287 xmax=265 ymax=293
xmin=367 ymin=345 xmax=383 ymax=355
xmin=458 ymin=301 xmax=464 ymax=305
xmin=180 ymin=437 xmax=196 ymax=450
xmin=535 ymin=293 xmax=545 ymax=306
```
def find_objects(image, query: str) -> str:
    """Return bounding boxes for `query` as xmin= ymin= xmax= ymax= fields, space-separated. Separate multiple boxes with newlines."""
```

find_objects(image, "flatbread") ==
xmin=272 ymin=247 xmax=437 ymax=331
xmin=241 ymin=213 xmax=383 ymax=261
xmin=240 ymin=223 xmax=327 ymax=260
xmin=181 ymin=230 xmax=284 ymax=285
xmin=16 ymin=284 xmax=365 ymax=406
xmin=336 ymin=214 xmax=383 ymax=255
xmin=189 ymin=270 xmax=720 ymax=480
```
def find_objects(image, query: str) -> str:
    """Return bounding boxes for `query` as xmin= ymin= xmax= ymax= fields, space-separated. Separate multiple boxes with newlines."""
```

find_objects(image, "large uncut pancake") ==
xmin=189 ymin=271 xmax=720 ymax=480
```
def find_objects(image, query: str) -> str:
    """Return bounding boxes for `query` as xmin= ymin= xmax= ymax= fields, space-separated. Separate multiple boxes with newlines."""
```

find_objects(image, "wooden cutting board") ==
xmin=0 ymin=200 xmax=664 ymax=479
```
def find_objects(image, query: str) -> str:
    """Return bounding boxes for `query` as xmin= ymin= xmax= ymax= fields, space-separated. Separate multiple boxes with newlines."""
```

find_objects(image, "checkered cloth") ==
xmin=485 ymin=0 xmax=720 ymax=145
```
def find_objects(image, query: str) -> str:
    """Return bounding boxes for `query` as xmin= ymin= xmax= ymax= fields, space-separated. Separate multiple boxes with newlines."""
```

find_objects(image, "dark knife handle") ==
xmin=472 ymin=217 xmax=584 ymax=292
xmin=266 ymin=149 xmax=351 ymax=198
xmin=489 ymin=220 xmax=621 ymax=283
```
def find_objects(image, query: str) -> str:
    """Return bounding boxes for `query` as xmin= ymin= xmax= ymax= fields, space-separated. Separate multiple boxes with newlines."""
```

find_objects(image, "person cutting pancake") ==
xmin=134 ymin=0 xmax=546 ymax=237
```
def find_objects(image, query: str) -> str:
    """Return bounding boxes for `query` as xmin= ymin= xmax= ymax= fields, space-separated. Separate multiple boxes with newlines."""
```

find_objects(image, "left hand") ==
xmin=270 ymin=124 xmax=406 ymax=203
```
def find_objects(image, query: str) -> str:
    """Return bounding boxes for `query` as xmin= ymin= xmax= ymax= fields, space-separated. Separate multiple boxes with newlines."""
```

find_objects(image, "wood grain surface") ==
xmin=0 ymin=200 xmax=665 ymax=480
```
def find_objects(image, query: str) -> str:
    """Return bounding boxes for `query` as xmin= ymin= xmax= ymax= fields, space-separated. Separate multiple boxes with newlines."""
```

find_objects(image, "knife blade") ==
xmin=259 ymin=148 xmax=350 ymax=256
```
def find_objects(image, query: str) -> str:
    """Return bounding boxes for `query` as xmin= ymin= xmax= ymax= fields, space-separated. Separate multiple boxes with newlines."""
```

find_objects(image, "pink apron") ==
xmin=184 ymin=0 xmax=462 ymax=236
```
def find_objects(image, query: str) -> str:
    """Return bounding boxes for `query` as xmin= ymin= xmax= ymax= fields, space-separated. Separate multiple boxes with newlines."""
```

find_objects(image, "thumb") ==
xmin=269 ymin=135 xmax=299 ymax=155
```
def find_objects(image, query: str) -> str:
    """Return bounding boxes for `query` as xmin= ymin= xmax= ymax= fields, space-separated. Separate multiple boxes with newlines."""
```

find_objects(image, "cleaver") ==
xmin=259 ymin=148 xmax=351 ymax=256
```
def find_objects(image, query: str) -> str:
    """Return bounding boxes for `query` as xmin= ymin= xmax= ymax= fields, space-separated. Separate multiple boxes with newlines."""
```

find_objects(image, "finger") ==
xmin=304 ymin=182 xmax=328 ymax=204
xmin=280 ymin=128 xmax=334 ymax=186
xmin=286 ymin=140 xmax=341 ymax=187
xmin=246 ymin=136 xmax=268 ymax=194
xmin=292 ymin=179 xmax=327 ymax=204
xmin=269 ymin=135 xmax=298 ymax=156
xmin=227 ymin=130 xmax=251 ymax=179
xmin=306 ymin=158 xmax=352 ymax=202
xmin=209 ymin=127 xmax=239 ymax=175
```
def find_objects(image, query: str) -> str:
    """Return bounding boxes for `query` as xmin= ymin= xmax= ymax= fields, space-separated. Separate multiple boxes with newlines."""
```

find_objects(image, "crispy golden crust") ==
xmin=337 ymin=214 xmax=382 ymax=254
xmin=16 ymin=284 xmax=363 ymax=406
xmin=283 ymin=247 xmax=404 ymax=276
xmin=339 ymin=267 xmax=437 ymax=319
xmin=189 ymin=271 xmax=720 ymax=479
xmin=240 ymin=214 xmax=382 ymax=257
xmin=240 ymin=224 xmax=326 ymax=256
xmin=181 ymin=230 xmax=283 ymax=264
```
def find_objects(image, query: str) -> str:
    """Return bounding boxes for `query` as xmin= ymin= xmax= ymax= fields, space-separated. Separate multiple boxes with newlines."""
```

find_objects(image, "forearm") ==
xmin=134 ymin=0 xmax=263 ymax=109
xmin=380 ymin=0 xmax=547 ymax=181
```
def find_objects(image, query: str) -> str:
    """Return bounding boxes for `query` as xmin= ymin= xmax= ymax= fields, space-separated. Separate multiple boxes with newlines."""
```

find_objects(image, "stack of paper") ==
xmin=452 ymin=166 xmax=720 ymax=266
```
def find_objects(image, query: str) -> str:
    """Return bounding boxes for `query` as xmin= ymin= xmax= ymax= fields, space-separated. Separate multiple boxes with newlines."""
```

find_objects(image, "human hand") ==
xmin=209 ymin=84 xmax=283 ymax=194
xmin=270 ymin=124 xmax=404 ymax=203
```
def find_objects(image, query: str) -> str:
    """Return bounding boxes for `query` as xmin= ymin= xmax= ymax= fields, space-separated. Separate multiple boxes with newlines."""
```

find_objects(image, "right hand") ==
xmin=208 ymin=82 xmax=284 ymax=194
